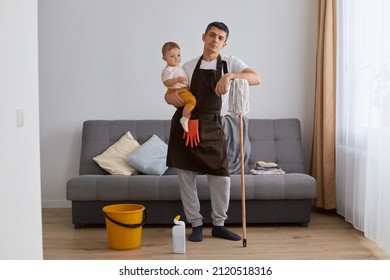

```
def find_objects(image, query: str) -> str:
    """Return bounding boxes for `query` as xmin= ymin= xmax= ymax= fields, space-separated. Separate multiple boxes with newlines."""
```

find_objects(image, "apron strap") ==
xmin=223 ymin=60 xmax=228 ymax=74
xmin=216 ymin=59 xmax=229 ymax=80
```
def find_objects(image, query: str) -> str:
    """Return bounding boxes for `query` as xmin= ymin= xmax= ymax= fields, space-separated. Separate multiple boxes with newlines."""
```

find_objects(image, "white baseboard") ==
xmin=42 ymin=200 xmax=71 ymax=208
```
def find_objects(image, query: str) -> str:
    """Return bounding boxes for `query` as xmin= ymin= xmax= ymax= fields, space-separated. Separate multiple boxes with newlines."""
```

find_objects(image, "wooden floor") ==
xmin=42 ymin=208 xmax=389 ymax=260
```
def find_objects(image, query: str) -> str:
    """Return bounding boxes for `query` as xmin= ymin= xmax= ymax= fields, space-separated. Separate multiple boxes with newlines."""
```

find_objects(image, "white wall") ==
xmin=39 ymin=0 xmax=317 ymax=207
xmin=0 ymin=0 xmax=43 ymax=259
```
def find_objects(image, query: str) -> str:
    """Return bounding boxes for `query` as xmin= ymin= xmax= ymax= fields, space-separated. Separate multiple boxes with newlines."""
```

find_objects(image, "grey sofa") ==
xmin=66 ymin=118 xmax=316 ymax=228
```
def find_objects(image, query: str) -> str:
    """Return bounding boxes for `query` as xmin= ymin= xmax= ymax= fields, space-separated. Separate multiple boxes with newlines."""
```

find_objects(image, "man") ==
xmin=165 ymin=22 xmax=261 ymax=242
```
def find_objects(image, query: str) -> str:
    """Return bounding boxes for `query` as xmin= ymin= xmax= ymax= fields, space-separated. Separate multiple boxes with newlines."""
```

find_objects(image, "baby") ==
xmin=161 ymin=42 xmax=196 ymax=132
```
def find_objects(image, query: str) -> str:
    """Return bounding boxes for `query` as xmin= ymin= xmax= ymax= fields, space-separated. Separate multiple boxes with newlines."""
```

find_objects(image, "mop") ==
xmin=227 ymin=78 xmax=250 ymax=247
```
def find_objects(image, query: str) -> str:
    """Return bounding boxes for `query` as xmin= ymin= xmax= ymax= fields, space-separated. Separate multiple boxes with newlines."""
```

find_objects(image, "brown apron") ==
xmin=167 ymin=55 xmax=229 ymax=176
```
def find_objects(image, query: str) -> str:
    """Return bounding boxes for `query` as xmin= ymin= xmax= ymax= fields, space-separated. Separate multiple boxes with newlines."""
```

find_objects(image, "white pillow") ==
xmin=93 ymin=131 xmax=140 ymax=175
xmin=125 ymin=134 xmax=168 ymax=176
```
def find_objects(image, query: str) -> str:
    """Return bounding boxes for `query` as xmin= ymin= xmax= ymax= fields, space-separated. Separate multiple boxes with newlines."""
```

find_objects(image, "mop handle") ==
xmin=239 ymin=115 xmax=247 ymax=247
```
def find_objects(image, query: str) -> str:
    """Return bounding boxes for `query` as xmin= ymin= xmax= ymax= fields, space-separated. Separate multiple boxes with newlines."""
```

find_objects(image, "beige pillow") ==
xmin=93 ymin=131 xmax=140 ymax=175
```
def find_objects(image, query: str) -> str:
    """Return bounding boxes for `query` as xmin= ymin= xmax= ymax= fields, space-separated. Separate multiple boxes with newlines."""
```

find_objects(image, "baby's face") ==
xmin=163 ymin=47 xmax=181 ymax=67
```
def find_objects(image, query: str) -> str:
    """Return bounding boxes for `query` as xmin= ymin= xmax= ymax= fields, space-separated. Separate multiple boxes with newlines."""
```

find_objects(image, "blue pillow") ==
xmin=125 ymin=134 xmax=168 ymax=176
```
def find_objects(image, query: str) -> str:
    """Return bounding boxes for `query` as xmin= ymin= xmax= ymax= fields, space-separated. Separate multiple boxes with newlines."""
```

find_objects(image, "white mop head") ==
xmin=228 ymin=79 xmax=250 ymax=116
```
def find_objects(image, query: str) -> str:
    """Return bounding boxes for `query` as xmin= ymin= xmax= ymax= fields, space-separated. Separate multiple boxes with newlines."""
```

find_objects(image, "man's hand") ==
xmin=183 ymin=119 xmax=200 ymax=148
xmin=215 ymin=73 xmax=232 ymax=96
xmin=165 ymin=89 xmax=186 ymax=108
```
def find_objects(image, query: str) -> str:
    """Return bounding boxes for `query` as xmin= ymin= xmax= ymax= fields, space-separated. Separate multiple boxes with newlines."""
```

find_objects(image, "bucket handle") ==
xmin=103 ymin=210 xmax=147 ymax=229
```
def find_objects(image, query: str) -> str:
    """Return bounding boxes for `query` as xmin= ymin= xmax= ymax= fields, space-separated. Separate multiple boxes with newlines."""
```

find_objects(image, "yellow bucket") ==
xmin=102 ymin=204 xmax=147 ymax=250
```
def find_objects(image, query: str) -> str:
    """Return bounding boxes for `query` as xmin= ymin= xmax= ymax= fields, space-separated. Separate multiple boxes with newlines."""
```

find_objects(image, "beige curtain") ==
xmin=310 ymin=0 xmax=337 ymax=209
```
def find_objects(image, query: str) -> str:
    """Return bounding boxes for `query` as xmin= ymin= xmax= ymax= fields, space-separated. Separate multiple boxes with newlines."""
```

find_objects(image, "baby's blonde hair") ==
xmin=162 ymin=41 xmax=180 ymax=55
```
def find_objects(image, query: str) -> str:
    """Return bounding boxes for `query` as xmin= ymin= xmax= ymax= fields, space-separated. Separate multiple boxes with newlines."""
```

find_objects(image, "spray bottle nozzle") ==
xmin=173 ymin=215 xmax=185 ymax=226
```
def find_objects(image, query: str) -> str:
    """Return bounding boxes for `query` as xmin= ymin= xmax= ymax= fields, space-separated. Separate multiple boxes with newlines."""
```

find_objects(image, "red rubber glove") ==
xmin=183 ymin=119 xmax=200 ymax=148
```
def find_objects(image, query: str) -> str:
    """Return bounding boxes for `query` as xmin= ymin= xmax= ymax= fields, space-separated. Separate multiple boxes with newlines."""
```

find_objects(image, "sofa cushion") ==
xmin=125 ymin=134 xmax=168 ymax=176
xmin=66 ymin=173 xmax=316 ymax=201
xmin=248 ymin=119 xmax=305 ymax=173
xmin=93 ymin=131 xmax=140 ymax=175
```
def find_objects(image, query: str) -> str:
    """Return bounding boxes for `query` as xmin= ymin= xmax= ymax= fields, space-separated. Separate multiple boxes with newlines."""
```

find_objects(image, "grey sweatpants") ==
xmin=176 ymin=168 xmax=230 ymax=227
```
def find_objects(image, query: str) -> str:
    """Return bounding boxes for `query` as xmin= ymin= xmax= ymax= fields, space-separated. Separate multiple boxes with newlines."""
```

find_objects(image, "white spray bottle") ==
xmin=172 ymin=215 xmax=186 ymax=253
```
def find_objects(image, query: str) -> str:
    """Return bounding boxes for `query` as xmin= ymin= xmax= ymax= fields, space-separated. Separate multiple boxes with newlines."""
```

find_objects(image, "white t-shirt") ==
xmin=182 ymin=55 xmax=248 ymax=86
xmin=161 ymin=65 xmax=189 ymax=88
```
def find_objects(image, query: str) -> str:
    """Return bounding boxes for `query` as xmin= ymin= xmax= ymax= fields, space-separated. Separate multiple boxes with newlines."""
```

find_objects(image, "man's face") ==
xmin=202 ymin=26 xmax=227 ymax=54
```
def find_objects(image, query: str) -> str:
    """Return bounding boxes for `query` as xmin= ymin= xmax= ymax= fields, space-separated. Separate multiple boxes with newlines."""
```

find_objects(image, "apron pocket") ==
xmin=200 ymin=119 xmax=224 ymax=141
